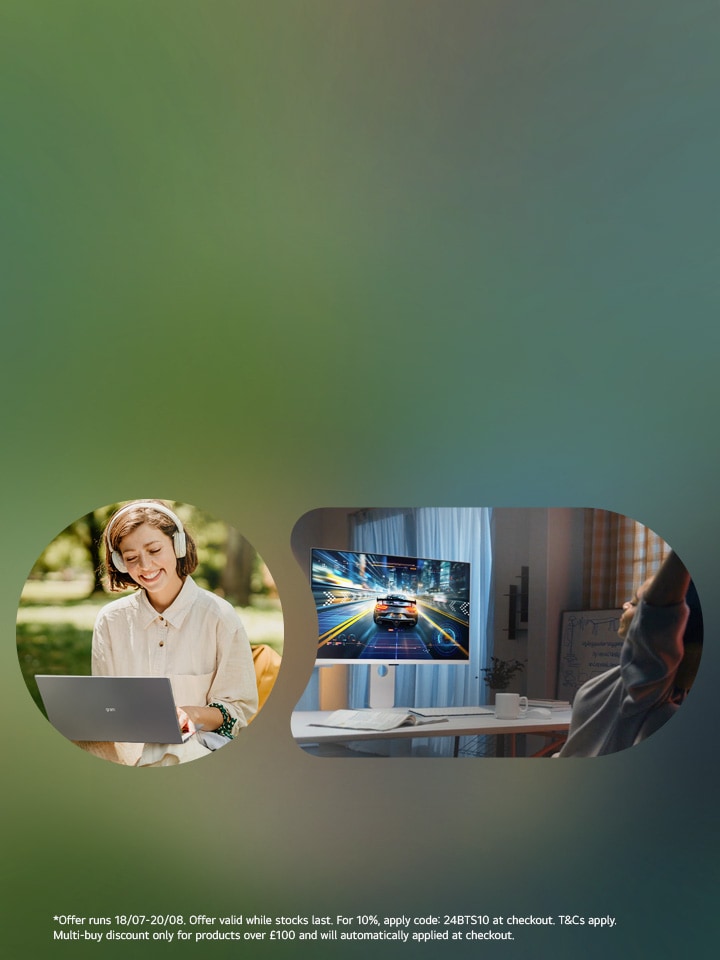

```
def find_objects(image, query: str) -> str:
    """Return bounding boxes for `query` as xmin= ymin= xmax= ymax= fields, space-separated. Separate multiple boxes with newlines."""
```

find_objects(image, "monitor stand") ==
xmin=368 ymin=664 xmax=395 ymax=708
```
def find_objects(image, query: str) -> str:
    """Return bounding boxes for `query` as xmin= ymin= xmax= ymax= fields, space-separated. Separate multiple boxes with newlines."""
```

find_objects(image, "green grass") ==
xmin=17 ymin=621 xmax=93 ymax=715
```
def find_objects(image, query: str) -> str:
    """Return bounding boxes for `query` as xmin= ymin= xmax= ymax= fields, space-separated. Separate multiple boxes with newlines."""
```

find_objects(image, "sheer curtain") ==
xmin=349 ymin=507 xmax=493 ymax=756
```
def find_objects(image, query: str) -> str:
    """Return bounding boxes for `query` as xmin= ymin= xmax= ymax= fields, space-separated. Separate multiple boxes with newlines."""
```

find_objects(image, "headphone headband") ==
xmin=106 ymin=501 xmax=187 ymax=573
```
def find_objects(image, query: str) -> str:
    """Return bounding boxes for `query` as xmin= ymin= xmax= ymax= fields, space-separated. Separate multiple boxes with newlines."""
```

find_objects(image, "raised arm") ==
xmin=641 ymin=551 xmax=690 ymax=607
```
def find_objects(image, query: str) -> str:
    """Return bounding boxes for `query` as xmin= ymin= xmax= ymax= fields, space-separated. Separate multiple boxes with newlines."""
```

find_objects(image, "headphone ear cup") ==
xmin=173 ymin=529 xmax=187 ymax=558
xmin=112 ymin=550 xmax=128 ymax=574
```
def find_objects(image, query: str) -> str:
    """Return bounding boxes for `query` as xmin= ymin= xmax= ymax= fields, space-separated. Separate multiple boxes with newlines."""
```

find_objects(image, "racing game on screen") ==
xmin=312 ymin=549 xmax=471 ymax=662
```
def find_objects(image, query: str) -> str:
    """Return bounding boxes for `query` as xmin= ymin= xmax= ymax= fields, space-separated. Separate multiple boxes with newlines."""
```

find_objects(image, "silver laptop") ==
xmin=36 ymin=675 xmax=190 ymax=743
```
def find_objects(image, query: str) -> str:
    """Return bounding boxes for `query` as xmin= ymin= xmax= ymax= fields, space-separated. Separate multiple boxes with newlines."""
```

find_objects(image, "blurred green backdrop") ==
xmin=2 ymin=2 xmax=719 ymax=958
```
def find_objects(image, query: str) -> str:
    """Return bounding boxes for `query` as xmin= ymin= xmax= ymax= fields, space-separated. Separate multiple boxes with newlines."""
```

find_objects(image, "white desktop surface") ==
xmin=291 ymin=707 xmax=572 ymax=745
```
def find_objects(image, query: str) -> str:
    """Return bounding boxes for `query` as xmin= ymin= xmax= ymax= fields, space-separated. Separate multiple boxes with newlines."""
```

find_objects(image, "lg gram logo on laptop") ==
xmin=105 ymin=707 xmax=116 ymax=712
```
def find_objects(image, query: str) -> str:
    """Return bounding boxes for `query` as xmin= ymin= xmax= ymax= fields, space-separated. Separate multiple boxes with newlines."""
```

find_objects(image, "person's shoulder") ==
xmin=190 ymin=584 xmax=240 ymax=622
xmin=96 ymin=591 xmax=142 ymax=622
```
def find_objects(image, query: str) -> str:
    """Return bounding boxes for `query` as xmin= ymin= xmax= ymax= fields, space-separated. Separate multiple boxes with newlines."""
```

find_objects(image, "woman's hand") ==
xmin=177 ymin=707 xmax=196 ymax=735
xmin=178 ymin=705 xmax=224 ymax=732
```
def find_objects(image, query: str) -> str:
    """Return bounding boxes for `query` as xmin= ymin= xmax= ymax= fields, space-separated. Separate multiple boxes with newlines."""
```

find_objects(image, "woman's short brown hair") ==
xmin=103 ymin=500 xmax=198 ymax=592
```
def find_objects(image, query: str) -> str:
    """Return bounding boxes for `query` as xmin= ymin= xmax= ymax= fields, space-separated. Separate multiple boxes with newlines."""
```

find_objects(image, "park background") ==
xmin=2 ymin=3 xmax=719 ymax=958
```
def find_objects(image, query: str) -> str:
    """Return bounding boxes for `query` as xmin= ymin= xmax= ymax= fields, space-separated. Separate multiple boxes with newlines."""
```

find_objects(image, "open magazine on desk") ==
xmin=310 ymin=708 xmax=450 ymax=732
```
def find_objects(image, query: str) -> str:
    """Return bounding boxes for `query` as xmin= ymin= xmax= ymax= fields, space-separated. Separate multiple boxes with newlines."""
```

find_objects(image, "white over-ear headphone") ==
xmin=106 ymin=501 xmax=187 ymax=574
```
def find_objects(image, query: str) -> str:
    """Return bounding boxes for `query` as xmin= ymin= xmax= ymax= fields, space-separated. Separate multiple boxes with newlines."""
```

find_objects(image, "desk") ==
xmin=292 ymin=708 xmax=572 ymax=757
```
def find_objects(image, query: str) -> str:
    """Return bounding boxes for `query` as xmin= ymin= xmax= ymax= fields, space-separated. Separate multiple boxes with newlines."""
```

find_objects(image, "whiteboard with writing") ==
xmin=557 ymin=609 xmax=623 ymax=702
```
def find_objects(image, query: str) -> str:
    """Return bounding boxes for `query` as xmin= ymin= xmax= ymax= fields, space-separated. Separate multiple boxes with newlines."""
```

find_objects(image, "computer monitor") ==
xmin=312 ymin=548 xmax=471 ymax=664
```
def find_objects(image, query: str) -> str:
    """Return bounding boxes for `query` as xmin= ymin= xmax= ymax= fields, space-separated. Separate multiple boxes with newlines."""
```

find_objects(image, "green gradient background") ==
xmin=2 ymin=2 xmax=718 ymax=957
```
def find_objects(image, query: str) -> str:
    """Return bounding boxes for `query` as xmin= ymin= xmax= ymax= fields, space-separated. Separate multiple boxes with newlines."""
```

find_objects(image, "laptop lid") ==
xmin=35 ymin=676 xmax=187 ymax=743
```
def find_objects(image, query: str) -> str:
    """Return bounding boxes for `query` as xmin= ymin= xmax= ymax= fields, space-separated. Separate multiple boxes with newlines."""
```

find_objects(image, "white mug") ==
xmin=494 ymin=693 xmax=529 ymax=720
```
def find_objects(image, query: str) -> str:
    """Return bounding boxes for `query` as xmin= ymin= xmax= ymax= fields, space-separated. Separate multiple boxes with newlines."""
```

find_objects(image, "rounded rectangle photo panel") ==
xmin=291 ymin=507 xmax=702 ymax=759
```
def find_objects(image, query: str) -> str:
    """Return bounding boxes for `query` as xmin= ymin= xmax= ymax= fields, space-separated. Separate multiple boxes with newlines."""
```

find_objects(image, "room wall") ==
xmin=491 ymin=508 xmax=585 ymax=699
xmin=291 ymin=507 xmax=356 ymax=708
xmin=291 ymin=507 xmax=354 ymax=573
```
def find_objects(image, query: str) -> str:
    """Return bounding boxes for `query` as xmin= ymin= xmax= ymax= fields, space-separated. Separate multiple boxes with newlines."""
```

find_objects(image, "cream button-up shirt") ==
xmin=92 ymin=577 xmax=258 ymax=737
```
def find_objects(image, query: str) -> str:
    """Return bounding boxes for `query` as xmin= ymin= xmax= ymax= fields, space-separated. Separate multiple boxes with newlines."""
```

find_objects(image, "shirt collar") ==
xmin=137 ymin=576 xmax=198 ymax=629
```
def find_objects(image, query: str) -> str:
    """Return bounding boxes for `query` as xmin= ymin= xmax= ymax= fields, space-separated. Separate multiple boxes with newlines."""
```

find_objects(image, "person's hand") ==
xmin=177 ymin=706 xmax=196 ymax=735
xmin=179 ymin=704 xmax=225 ymax=732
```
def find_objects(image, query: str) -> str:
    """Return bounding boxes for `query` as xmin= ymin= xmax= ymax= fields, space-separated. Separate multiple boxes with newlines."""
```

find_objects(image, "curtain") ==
xmin=583 ymin=509 xmax=670 ymax=608
xmin=349 ymin=507 xmax=493 ymax=756
xmin=294 ymin=666 xmax=319 ymax=711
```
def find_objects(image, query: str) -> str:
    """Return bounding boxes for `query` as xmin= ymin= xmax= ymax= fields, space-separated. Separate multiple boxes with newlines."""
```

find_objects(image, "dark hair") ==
xmin=103 ymin=500 xmax=198 ymax=592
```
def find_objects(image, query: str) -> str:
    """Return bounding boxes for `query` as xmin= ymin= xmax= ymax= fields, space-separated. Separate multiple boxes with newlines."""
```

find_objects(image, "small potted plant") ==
xmin=481 ymin=657 xmax=526 ymax=697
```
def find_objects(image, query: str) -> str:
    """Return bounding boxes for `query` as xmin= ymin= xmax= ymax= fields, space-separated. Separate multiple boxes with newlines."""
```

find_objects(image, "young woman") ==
xmin=92 ymin=500 xmax=258 ymax=765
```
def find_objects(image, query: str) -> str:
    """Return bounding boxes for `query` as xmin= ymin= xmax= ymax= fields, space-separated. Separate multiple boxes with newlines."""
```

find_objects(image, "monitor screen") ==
xmin=311 ymin=548 xmax=471 ymax=663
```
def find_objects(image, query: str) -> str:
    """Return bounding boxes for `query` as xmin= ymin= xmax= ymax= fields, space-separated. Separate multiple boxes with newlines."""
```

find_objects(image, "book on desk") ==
xmin=527 ymin=699 xmax=571 ymax=710
xmin=310 ymin=709 xmax=450 ymax=732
